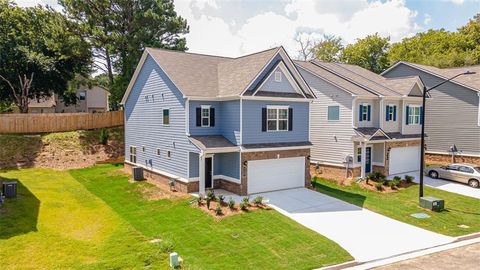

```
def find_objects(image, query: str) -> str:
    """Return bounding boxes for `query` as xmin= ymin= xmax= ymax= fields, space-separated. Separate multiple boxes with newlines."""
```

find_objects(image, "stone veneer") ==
xmin=239 ymin=148 xmax=311 ymax=195
xmin=426 ymin=153 xmax=480 ymax=165
xmin=383 ymin=139 xmax=421 ymax=176
xmin=124 ymin=162 xmax=198 ymax=193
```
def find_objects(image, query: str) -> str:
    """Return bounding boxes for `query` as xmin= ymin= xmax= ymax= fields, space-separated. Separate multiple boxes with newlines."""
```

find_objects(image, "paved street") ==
xmin=390 ymin=171 xmax=480 ymax=199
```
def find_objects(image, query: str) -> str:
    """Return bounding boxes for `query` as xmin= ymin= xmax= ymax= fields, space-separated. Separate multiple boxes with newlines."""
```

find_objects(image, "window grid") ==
xmin=409 ymin=106 xmax=421 ymax=125
xmin=267 ymin=107 xmax=288 ymax=131
xmin=201 ymin=107 xmax=210 ymax=127
xmin=129 ymin=146 xmax=137 ymax=163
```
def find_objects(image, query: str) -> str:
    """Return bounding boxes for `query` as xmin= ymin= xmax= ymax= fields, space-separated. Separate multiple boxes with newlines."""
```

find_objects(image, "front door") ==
xmin=365 ymin=147 xmax=372 ymax=174
xmin=205 ymin=157 xmax=213 ymax=189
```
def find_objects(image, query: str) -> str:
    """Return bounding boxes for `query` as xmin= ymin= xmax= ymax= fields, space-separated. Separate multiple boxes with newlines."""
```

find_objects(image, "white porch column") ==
xmin=199 ymin=154 xmax=206 ymax=196
xmin=360 ymin=142 xmax=367 ymax=179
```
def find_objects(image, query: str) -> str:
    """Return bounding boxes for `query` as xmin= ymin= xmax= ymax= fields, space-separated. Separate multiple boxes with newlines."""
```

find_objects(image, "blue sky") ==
xmin=15 ymin=0 xmax=480 ymax=59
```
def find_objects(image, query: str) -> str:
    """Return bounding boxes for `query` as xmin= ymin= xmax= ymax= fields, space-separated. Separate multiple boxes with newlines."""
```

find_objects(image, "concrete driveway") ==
xmin=389 ymin=171 xmax=480 ymax=199
xmin=257 ymin=188 xmax=453 ymax=262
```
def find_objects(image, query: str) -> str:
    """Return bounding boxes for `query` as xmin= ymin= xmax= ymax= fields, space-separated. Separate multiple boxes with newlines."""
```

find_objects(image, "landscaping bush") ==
xmin=253 ymin=196 xmax=263 ymax=206
xmin=99 ymin=128 xmax=109 ymax=145
xmin=218 ymin=194 xmax=225 ymax=205
xmin=405 ymin=175 xmax=414 ymax=184
xmin=196 ymin=196 xmax=204 ymax=206
xmin=375 ymin=182 xmax=383 ymax=191
xmin=228 ymin=197 xmax=235 ymax=210
xmin=239 ymin=202 xmax=248 ymax=211
xmin=366 ymin=172 xmax=375 ymax=184
xmin=242 ymin=196 xmax=249 ymax=205
xmin=206 ymin=189 xmax=216 ymax=201
xmin=215 ymin=204 xmax=222 ymax=216
xmin=206 ymin=197 xmax=212 ymax=209
xmin=388 ymin=179 xmax=400 ymax=189
xmin=393 ymin=176 xmax=401 ymax=182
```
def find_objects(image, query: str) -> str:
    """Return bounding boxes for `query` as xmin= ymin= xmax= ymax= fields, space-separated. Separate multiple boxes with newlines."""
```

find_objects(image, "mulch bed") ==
xmin=358 ymin=180 xmax=416 ymax=193
xmin=193 ymin=200 xmax=271 ymax=220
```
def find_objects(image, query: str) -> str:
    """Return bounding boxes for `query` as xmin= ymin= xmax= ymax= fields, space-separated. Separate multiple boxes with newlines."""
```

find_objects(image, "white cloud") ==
xmin=424 ymin=14 xmax=432 ymax=25
xmin=448 ymin=0 xmax=465 ymax=4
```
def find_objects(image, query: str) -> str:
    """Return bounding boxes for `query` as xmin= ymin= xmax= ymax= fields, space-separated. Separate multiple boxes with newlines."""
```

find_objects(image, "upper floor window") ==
xmin=267 ymin=106 xmax=288 ymax=131
xmin=359 ymin=104 xmax=371 ymax=122
xmin=79 ymin=91 xmax=86 ymax=101
xmin=386 ymin=105 xmax=397 ymax=122
xmin=163 ymin=109 xmax=170 ymax=125
xmin=274 ymin=71 xmax=282 ymax=82
xmin=327 ymin=106 xmax=340 ymax=121
xmin=201 ymin=106 xmax=210 ymax=127
xmin=407 ymin=105 xmax=421 ymax=125
xmin=129 ymin=146 xmax=137 ymax=163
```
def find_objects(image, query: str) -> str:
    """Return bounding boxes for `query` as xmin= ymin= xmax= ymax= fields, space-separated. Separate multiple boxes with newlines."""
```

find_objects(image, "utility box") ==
xmin=132 ymin=166 xmax=144 ymax=181
xmin=169 ymin=252 xmax=179 ymax=268
xmin=420 ymin=196 xmax=444 ymax=212
xmin=2 ymin=181 xmax=17 ymax=199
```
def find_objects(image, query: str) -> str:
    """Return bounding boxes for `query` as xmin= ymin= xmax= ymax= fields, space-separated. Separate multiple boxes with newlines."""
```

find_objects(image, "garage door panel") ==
xmin=390 ymin=146 xmax=420 ymax=175
xmin=247 ymin=157 xmax=305 ymax=194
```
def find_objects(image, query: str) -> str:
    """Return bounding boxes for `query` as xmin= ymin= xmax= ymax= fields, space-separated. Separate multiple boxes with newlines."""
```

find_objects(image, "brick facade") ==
xmin=310 ymin=163 xmax=360 ymax=180
xmin=124 ymin=162 xmax=199 ymax=193
xmin=384 ymin=139 xmax=421 ymax=176
xmin=426 ymin=153 xmax=480 ymax=165
xmin=213 ymin=179 xmax=241 ymax=194
xmin=240 ymin=148 xmax=311 ymax=195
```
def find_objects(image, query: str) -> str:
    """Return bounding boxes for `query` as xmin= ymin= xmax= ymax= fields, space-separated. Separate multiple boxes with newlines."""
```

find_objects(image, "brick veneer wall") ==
xmin=310 ymin=163 xmax=360 ymax=180
xmin=426 ymin=153 xmax=480 ymax=165
xmin=240 ymin=148 xmax=311 ymax=195
xmin=384 ymin=139 xmax=421 ymax=176
xmin=213 ymin=179 xmax=241 ymax=194
xmin=124 ymin=162 xmax=199 ymax=193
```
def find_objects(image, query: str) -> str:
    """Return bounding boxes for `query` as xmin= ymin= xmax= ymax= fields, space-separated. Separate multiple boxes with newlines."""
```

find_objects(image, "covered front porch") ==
xmin=188 ymin=135 xmax=241 ymax=195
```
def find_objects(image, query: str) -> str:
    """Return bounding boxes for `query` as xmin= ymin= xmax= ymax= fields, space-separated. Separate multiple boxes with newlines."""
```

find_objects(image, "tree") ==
xmin=458 ymin=13 xmax=480 ymax=66
xmin=0 ymin=0 xmax=91 ymax=113
xmin=60 ymin=0 xmax=189 ymax=109
xmin=295 ymin=34 xmax=317 ymax=61
xmin=313 ymin=35 xmax=343 ymax=62
xmin=340 ymin=34 xmax=390 ymax=73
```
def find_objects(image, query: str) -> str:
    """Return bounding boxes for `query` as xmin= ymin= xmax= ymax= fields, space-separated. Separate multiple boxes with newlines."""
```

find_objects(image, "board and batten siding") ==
xmin=124 ymin=55 xmax=198 ymax=180
xmin=298 ymin=67 xmax=355 ymax=165
xmin=241 ymin=100 xmax=309 ymax=144
xmin=257 ymin=66 xmax=297 ymax=94
xmin=384 ymin=64 xmax=480 ymax=156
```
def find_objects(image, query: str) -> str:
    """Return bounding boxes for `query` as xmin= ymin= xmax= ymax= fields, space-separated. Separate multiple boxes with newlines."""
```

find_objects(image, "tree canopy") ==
xmin=0 ymin=0 xmax=91 ymax=113
xmin=340 ymin=34 xmax=390 ymax=74
xmin=314 ymin=35 xmax=343 ymax=63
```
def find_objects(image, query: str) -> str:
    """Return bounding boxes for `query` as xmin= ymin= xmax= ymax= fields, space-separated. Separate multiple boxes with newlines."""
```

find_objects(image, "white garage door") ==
xmin=389 ymin=146 xmax=420 ymax=175
xmin=247 ymin=156 xmax=305 ymax=194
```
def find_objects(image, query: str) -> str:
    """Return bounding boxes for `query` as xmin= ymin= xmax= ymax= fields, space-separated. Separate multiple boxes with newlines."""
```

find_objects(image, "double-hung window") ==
xmin=408 ymin=106 xmax=421 ymax=125
xmin=357 ymin=147 xmax=362 ymax=163
xmin=361 ymin=104 xmax=369 ymax=121
xmin=129 ymin=146 xmax=137 ymax=163
xmin=163 ymin=109 xmax=170 ymax=125
xmin=267 ymin=106 xmax=288 ymax=131
xmin=201 ymin=106 xmax=210 ymax=127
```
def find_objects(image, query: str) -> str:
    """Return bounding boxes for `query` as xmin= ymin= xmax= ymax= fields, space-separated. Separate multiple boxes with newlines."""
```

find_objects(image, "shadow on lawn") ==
xmin=0 ymin=177 xmax=40 ymax=239
xmin=314 ymin=182 xmax=366 ymax=209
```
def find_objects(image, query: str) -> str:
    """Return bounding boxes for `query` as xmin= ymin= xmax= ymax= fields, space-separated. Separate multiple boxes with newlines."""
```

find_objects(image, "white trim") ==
xmin=213 ymin=175 xmax=241 ymax=184
xmin=426 ymin=150 xmax=480 ymax=158
xmin=203 ymin=147 xmax=241 ymax=154
xmin=274 ymin=71 xmax=282 ymax=82
xmin=309 ymin=160 xmax=360 ymax=168
xmin=401 ymin=99 xmax=405 ymax=134
xmin=407 ymin=104 xmax=421 ymax=125
xmin=266 ymin=105 xmax=289 ymax=132
xmin=240 ymin=145 xmax=311 ymax=152
xmin=121 ymin=50 xmax=149 ymax=105
xmin=125 ymin=160 xmax=191 ymax=183
xmin=252 ymin=61 xmax=306 ymax=98
xmin=279 ymin=47 xmax=316 ymax=98
xmin=188 ymin=177 xmax=199 ymax=182
xmin=188 ymin=96 xmax=239 ymax=101
xmin=381 ymin=61 xmax=479 ymax=93
xmin=352 ymin=97 xmax=357 ymax=128
xmin=369 ymin=129 xmax=391 ymax=140
xmin=240 ymin=48 xmax=281 ymax=96
xmin=295 ymin=64 xmax=357 ymax=96
xmin=241 ymin=96 xmax=310 ymax=102
xmin=200 ymin=105 xmax=211 ymax=127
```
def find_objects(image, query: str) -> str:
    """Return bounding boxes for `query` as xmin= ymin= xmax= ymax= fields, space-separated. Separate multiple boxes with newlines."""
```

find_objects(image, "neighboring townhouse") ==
xmin=295 ymin=60 xmax=426 ymax=178
xmin=121 ymin=47 xmax=315 ymax=195
xmin=26 ymin=85 xmax=110 ymax=113
xmin=382 ymin=62 xmax=480 ymax=163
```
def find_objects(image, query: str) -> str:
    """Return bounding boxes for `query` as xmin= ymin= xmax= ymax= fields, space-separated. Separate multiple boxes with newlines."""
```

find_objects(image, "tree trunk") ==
xmin=105 ymin=49 xmax=114 ymax=86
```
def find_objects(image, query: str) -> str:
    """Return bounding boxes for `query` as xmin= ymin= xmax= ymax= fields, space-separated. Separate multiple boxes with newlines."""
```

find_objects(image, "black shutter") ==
xmin=261 ymin=108 xmax=267 ymax=132
xmin=288 ymin=108 xmax=293 ymax=131
xmin=196 ymin=107 xmax=201 ymax=126
xmin=210 ymin=108 xmax=215 ymax=127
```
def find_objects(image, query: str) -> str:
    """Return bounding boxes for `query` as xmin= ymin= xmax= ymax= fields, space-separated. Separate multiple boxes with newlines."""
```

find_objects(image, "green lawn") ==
xmin=0 ymin=165 xmax=352 ymax=269
xmin=313 ymin=178 xmax=480 ymax=236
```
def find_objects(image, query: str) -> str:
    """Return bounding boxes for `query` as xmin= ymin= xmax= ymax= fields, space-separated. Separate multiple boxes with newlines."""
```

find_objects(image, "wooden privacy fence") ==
xmin=0 ymin=111 xmax=124 ymax=134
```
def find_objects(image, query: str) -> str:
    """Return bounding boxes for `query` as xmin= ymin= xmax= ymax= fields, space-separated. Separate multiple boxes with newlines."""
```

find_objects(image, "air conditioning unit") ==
xmin=420 ymin=196 xmax=444 ymax=212
xmin=132 ymin=166 xmax=144 ymax=181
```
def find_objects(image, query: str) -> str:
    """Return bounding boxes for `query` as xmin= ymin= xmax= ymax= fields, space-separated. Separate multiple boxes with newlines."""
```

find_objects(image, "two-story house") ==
xmin=295 ymin=60 xmax=426 ymax=178
xmin=382 ymin=62 xmax=480 ymax=164
xmin=121 ymin=47 xmax=315 ymax=195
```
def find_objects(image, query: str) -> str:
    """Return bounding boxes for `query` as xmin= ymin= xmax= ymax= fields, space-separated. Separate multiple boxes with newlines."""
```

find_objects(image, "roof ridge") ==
xmin=231 ymin=46 xmax=280 ymax=60
xmin=146 ymin=47 xmax=234 ymax=60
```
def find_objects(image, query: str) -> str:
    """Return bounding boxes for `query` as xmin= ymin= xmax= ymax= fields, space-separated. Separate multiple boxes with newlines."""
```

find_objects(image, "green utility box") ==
xmin=420 ymin=196 xmax=445 ymax=212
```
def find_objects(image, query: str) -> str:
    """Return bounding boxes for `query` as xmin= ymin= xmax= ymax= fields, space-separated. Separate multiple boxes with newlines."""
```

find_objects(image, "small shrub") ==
xmin=206 ymin=197 xmax=212 ymax=209
xmin=405 ymin=175 xmax=414 ymax=184
xmin=215 ymin=204 xmax=222 ymax=216
xmin=375 ymin=182 xmax=383 ymax=191
xmin=239 ymin=202 xmax=248 ymax=211
xmin=228 ymin=197 xmax=235 ymax=209
xmin=206 ymin=189 xmax=216 ymax=201
xmin=196 ymin=196 xmax=203 ymax=206
xmin=218 ymin=194 xmax=225 ymax=205
xmin=393 ymin=176 xmax=402 ymax=182
xmin=388 ymin=180 xmax=400 ymax=189
xmin=366 ymin=172 xmax=376 ymax=184
xmin=242 ymin=196 xmax=249 ymax=205
xmin=99 ymin=128 xmax=109 ymax=145
xmin=253 ymin=196 xmax=263 ymax=206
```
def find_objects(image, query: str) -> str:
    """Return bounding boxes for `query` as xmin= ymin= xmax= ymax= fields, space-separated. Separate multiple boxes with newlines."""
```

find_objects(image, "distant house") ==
xmin=121 ymin=47 xmax=315 ymax=195
xmin=27 ymin=86 xmax=110 ymax=113
xmin=382 ymin=62 xmax=480 ymax=163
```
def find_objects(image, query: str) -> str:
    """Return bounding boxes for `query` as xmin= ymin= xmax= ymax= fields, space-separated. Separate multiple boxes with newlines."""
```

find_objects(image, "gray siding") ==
xmin=124 ymin=55 xmax=198 ymax=179
xmin=298 ymin=67 xmax=355 ymax=165
xmin=241 ymin=100 xmax=310 ymax=144
xmin=384 ymin=64 xmax=480 ymax=155
xmin=382 ymin=100 xmax=401 ymax=133
xmin=258 ymin=66 xmax=297 ymax=94
xmin=214 ymin=152 xmax=240 ymax=179
xmin=354 ymin=99 xmax=379 ymax=128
